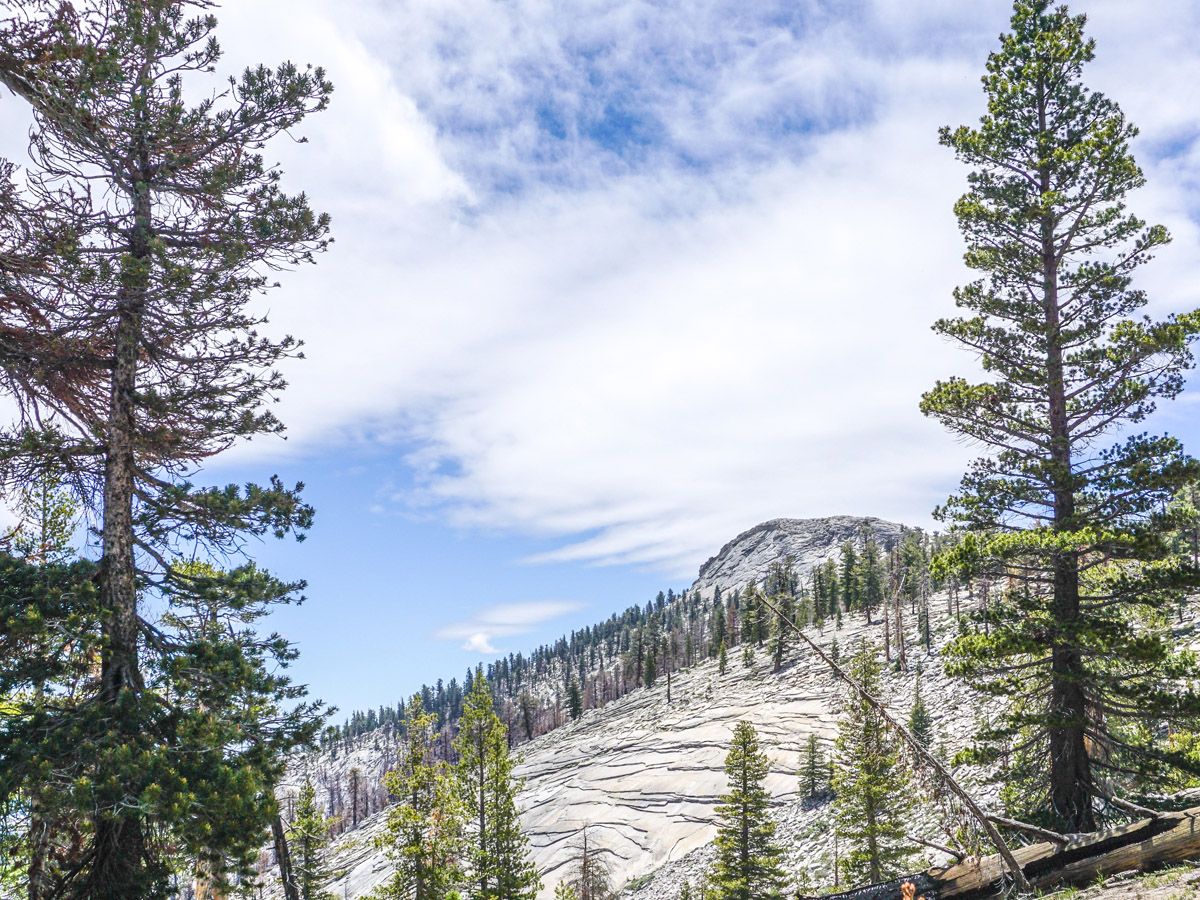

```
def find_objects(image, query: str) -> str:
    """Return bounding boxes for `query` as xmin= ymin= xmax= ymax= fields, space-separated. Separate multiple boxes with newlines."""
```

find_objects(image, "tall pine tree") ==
xmin=288 ymin=779 xmax=335 ymax=900
xmin=832 ymin=643 xmax=918 ymax=886
xmin=708 ymin=721 xmax=786 ymax=900
xmin=0 ymin=1 xmax=330 ymax=893
xmin=374 ymin=696 xmax=464 ymax=900
xmin=455 ymin=668 xmax=540 ymax=900
xmin=922 ymin=0 xmax=1200 ymax=832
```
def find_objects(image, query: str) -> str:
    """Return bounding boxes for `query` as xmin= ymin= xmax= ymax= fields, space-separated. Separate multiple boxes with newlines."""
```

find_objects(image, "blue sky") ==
xmin=4 ymin=0 xmax=1200 ymax=719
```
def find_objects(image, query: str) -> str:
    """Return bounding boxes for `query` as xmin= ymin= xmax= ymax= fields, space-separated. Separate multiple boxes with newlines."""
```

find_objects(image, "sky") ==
xmin=3 ymin=0 xmax=1200 ymax=719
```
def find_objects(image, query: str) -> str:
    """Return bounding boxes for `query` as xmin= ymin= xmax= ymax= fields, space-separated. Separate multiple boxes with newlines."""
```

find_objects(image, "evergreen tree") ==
xmin=767 ymin=591 xmax=793 ymax=673
xmin=800 ymin=734 xmax=826 ymax=799
xmin=374 ymin=696 xmax=464 ymax=900
xmin=922 ymin=0 xmax=1200 ymax=832
xmin=839 ymin=542 xmax=859 ymax=611
xmin=567 ymin=678 xmax=583 ymax=721
xmin=289 ymin=779 xmax=335 ymax=900
xmin=455 ymin=669 xmax=540 ymax=900
xmin=711 ymin=589 xmax=727 ymax=657
xmin=742 ymin=582 xmax=766 ymax=646
xmin=554 ymin=884 xmax=579 ymax=900
xmin=859 ymin=537 xmax=884 ymax=624
xmin=908 ymin=674 xmax=934 ymax=749
xmin=708 ymin=721 xmax=786 ymax=900
xmin=0 ymin=3 xmax=330 ymax=894
xmin=718 ymin=641 xmax=728 ymax=676
xmin=832 ymin=644 xmax=918 ymax=886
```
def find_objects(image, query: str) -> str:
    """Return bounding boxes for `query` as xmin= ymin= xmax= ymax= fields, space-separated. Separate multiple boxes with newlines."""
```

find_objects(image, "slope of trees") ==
xmin=328 ymin=533 xmax=933 ymax=755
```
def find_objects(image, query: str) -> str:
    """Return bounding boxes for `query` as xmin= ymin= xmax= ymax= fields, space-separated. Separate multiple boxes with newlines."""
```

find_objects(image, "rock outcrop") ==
xmin=690 ymin=516 xmax=909 ymax=600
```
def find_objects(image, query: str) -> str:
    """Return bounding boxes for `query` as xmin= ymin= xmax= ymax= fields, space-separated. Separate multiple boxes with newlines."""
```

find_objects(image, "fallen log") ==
xmin=801 ymin=805 xmax=1200 ymax=899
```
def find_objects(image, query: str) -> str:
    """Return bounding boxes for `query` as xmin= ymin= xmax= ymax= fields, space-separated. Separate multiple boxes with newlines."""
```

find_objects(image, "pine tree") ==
xmin=767 ymin=592 xmax=793 ymax=673
xmin=839 ymin=542 xmax=859 ymax=612
xmin=908 ymin=674 xmax=934 ymax=750
xmin=554 ymin=884 xmax=579 ymax=900
xmin=288 ymin=780 xmax=335 ymax=900
xmin=567 ymin=678 xmax=583 ymax=721
xmin=741 ymin=583 xmax=766 ymax=647
xmin=711 ymin=589 xmax=727 ymax=657
xmin=5 ymin=466 xmax=80 ymax=900
xmin=832 ymin=644 xmax=918 ymax=886
xmin=800 ymin=734 xmax=826 ymax=800
xmin=718 ymin=641 xmax=728 ymax=676
xmin=741 ymin=642 xmax=754 ymax=669
xmin=859 ymin=537 xmax=884 ymax=625
xmin=455 ymin=668 xmax=540 ymax=900
xmin=374 ymin=696 xmax=464 ymax=900
xmin=922 ymin=0 xmax=1200 ymax=832
xmin=708 ymin=721 xmax=786 ymax=900
xmin=0 ymin=3 xmax=330 ymax=894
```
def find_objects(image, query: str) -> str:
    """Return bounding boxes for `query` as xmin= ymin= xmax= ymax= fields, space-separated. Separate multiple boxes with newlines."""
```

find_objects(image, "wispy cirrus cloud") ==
xmin=436 ymin=601 xmax=584 ymax=655
xmin=119 ymin=1 xmax=1200 ymax=577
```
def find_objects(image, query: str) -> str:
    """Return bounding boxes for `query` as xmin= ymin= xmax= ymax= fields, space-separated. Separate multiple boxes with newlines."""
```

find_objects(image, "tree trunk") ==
xmin=1038 ymin=71 xmax=1095 ymax=834
xmin=803 ymin=806 xmax=1200 ymax=900
xmin=272 ymin=814 xmax=300 ymax=900
xmin=88 ymin=158 xmax=151 ymax=900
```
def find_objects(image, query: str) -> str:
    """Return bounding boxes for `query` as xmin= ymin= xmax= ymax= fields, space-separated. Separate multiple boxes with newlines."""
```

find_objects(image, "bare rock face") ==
xmin=691 ymin=516 xmax=909 ymax=600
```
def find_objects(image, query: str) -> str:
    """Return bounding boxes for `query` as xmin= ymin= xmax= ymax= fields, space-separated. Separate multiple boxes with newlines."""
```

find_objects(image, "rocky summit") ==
xmin=691 ymin=516 xmax=909 ymax=600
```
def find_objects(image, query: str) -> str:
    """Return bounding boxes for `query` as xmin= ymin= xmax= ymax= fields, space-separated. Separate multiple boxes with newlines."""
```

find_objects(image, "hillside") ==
xmin=265 ymin=513 xmax=1200 ymax=899
xmin=264 ymin=516 xmax=970 ymax=898
xmin=276 ymin=593 xmax=988 ymax=899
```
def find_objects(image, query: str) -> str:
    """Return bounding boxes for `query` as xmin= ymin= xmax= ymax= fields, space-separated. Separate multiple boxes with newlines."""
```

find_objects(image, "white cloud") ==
xmin=437 ymin=601 xmax=584 ymax=654
xmin=5 ymin=1 xmax=1199 ymax=581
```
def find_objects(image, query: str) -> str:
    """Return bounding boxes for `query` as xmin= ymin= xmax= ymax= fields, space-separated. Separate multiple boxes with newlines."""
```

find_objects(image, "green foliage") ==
xmin=767 ymin=601 xmax=791 ymax=672
xmin=708 ymin=721 xmax=786 ymax=900
xmin=455 ymin=669 xmax=540 ymax=900
xmin=801 ymin=734 xmax=827 ymax=799
xmin=832 ymin=643 xmax=919 ymax=886
xmin=568 ymin=678 xmax=583 ymax=721
xmin=908 ymin=674 xmax=934 ymax=749
xmin=554 ymin=883 xmax=579 ymax=900
xmin=289 ymin=779 xmax=336 ymax=900
xmin=923 ymin=0 xmax=1200 ymax=832
xmin=374 ymin=696 xmax=465 ymax=900
xmin=0 ymin=553 xmax=320 ymax=898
